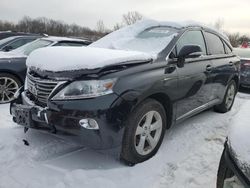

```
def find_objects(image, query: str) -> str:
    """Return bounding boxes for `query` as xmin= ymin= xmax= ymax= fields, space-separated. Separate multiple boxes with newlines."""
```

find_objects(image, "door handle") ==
xmin=229 ymin=62 xmax=234 ymax=66
xmin=206 ymin=65 xmax=212 ymax=72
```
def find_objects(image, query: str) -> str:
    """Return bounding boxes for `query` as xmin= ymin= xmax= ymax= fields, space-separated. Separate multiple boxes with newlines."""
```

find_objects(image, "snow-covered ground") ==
xmin=0 ymin=91 xmax=249 ymax=188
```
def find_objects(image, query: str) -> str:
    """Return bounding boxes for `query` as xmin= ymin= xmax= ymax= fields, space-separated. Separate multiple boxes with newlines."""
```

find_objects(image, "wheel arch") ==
xmin=0 ymin=70 xmax=24 ymax=85
xmin=118 ymin=90 xmax=174 ymax=129
xmin=231 ymin=75 xmax=239 ymax=89
xmin=147 ymin=93 xmax=173 ymax=129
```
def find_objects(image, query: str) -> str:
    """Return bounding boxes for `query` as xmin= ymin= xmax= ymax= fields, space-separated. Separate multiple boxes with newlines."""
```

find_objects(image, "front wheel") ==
xmin=120 ymin=99 xmax=167 ymax=165
xmin=214 ymin=80 xmax=237 ymax=113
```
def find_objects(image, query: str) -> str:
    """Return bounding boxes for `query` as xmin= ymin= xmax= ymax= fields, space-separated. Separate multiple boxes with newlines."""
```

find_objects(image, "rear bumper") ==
xmin=224 ymin=143 xmax=250 ymax=187
xmin=10 ymin=90 xmax=132 ymax=149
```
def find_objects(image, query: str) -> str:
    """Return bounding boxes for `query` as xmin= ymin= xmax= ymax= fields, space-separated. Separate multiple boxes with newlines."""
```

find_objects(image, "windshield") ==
xmin=111 ymin=27 xmax=178 ymax=55
xmin=0 ymin=36 xmax=17 ymax=47
xmin=13 ymin=39 xmax=53 ymax=56
xmin=234 ymin=48 xmax=250 ymax=58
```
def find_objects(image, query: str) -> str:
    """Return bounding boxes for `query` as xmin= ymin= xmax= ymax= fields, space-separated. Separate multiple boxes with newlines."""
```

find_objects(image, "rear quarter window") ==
xmin=204 ymin=32 xmax=225 ymax=55
xmin=224 ymin=42 xmax=232 ymax=54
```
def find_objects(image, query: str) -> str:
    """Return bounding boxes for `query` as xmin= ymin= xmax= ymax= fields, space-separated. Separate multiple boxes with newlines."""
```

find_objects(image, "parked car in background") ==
xmin=0 ymin=35 xmax=41 ymax=52
xmin=217 ymin=102 xmax=250 ymax=188
xmin=241 ymin=41 xmax=249 ymax=48
xmin=0 ymin=31 xmax=42 ymax=40
xmin=0 ymin=36 xmax=91 ymax=103
xmin=10 ymin=20 xmax=240 ymax=165
xmin=234 ymin=48 xmax=250 ymax=88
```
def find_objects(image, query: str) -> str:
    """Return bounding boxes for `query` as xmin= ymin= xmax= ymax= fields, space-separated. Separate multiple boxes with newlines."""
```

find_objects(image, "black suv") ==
xmin=10 ymin=20 xmax=240 ymax=165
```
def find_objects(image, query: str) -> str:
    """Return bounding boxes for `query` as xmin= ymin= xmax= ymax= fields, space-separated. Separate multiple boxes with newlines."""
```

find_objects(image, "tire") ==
xmin=214 ymin=80 xmax=237 ymax=113
xmin=120 ymin=98 xmax=167 ymax=165
xmin=0 ymin=73 xmax=22 ymax=104
xmin=217 ymin=149 xmax=234 ymax=188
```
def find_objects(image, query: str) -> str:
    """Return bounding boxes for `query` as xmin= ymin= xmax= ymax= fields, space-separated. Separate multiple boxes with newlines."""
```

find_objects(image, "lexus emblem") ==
xmin=29 ymin=84 xmax=38 ymax=95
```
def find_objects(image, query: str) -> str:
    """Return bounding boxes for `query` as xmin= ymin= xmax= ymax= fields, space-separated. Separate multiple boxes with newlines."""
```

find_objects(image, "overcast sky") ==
xmin=1 ymin=0 xmax=249 ymax=34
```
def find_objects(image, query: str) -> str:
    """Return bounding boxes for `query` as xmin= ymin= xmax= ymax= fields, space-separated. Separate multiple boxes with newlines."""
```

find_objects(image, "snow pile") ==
xmin=229 ymin=100 xmax=250 ymax=179
xmin=0 ymin=91 xmax=247 ymax=188
xmin=26 ymin=46 xmax=152 ymax=72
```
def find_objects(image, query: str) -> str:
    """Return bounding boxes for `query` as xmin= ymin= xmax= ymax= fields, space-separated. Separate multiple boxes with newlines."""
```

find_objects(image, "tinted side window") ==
xmin=8 ymin=38 xmax=35 ymax=49
xmin=224 ymin=42 xmax=232 ymax=54
xmin=204 ymin=32 xmax=225 ymax=55
xmin=54 ymin=42 xmax=86 ymax=46
xmin=177 ymin=30 xmax=206 ymax=55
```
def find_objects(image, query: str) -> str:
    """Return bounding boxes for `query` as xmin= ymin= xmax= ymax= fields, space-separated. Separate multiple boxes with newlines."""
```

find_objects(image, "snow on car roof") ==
xmin=229 ymin=101 xmax=250 ymax=178
xmin=91 ymin=19 xmax=228 ymax=49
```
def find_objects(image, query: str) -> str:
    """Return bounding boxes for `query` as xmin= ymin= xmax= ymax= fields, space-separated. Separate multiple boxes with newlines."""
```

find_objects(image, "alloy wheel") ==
xmin=134 ymin=110 xmax=163 ymax=156
xmin=225 ymin=84 xmax=235 ymax=109
xmin=0 ymin=77 xmax=19 ymax=103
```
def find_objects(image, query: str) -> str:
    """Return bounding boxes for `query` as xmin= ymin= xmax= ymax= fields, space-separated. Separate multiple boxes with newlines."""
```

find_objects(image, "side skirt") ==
xmin=175 ymin=99 xmax=221 ymax=124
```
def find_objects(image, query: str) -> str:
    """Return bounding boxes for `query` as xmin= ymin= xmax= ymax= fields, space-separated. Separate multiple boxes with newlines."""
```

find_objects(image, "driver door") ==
xmin=174 ymin=30 xmax=214 ymax=121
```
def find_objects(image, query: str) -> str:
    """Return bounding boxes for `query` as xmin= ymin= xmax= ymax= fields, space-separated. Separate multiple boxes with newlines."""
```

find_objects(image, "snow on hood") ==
xmin=26 ymin=46 xmax=152 ymax=72
xmin=229 ymin=101 xmax=250 ymax=179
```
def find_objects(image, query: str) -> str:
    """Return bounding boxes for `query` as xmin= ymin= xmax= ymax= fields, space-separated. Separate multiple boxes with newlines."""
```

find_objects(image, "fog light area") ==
xmin=79 ymin=118 xmax=99 ymax=130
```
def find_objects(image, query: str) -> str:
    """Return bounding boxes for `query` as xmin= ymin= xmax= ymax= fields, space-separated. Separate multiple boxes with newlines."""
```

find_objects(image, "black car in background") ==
xmin=0 ymin=35 xmax=41 ymax=52
xmin=0 ymin=31 xmax=41 ymax=40
xmin=10 ymin=20 xmax=240 ymax=164
xmin=234 ymin=48 xmax=250 ymax=88
xmin=0 ymin=36 xmax=91 ymax=103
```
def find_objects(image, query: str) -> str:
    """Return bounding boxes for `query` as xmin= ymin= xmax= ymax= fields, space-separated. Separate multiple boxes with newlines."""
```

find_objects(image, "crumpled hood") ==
xmin=26 ymin=46 xmax=153 ymax=72
xmin=228 ymin=101 xmax=250 ymax=180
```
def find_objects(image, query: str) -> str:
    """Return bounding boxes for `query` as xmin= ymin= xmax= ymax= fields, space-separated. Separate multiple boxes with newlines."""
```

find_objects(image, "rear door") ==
xmin=203 ymin=31 xmax=240 ymax=101
xmin=175 ymin=30 xmax=214 ymax=120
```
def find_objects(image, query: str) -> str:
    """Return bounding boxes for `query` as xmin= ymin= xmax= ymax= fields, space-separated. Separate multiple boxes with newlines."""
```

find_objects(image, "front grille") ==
xmin=27 ymin=73 xmax=59 ymax=105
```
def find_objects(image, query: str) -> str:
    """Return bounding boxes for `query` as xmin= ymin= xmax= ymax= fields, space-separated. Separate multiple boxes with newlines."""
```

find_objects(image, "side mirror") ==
xmin=177 ymin=45 xmax=202 ymax=68
xmin=2 ymin=46 xmax=13 ymax=52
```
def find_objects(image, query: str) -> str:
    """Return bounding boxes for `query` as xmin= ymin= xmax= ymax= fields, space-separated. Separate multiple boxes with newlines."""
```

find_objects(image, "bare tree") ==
xmin=0 ymin=16 xmax=104 ymax=40
xmin=96 ymin=20 xmax=106 ymax=33
xmin=122 ymin=11 xmax=143 ymax=25
xmin=113 ymin=23 xmax=123 ymax=31
xmin=227 ymin=32 xmax=240 ymax=47
xmin=214 ymin=18 xmax=224 ymax=30
xmin=239 ymin=35 xmax=250 ymax=46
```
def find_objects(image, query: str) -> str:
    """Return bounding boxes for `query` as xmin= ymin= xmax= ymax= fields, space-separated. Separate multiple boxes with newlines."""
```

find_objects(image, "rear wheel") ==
xmin=120 ymin=99 xmax=167 ymax=165
xmin=214 ymin=80 xmax=236 ymax=113
xmin=0 ymin=73 xmax=21 ymax=104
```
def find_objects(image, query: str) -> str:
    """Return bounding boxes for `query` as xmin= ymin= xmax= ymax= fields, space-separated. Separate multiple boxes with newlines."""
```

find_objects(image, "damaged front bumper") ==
xmin=10 ymin=88 xmax=130 ymax=149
